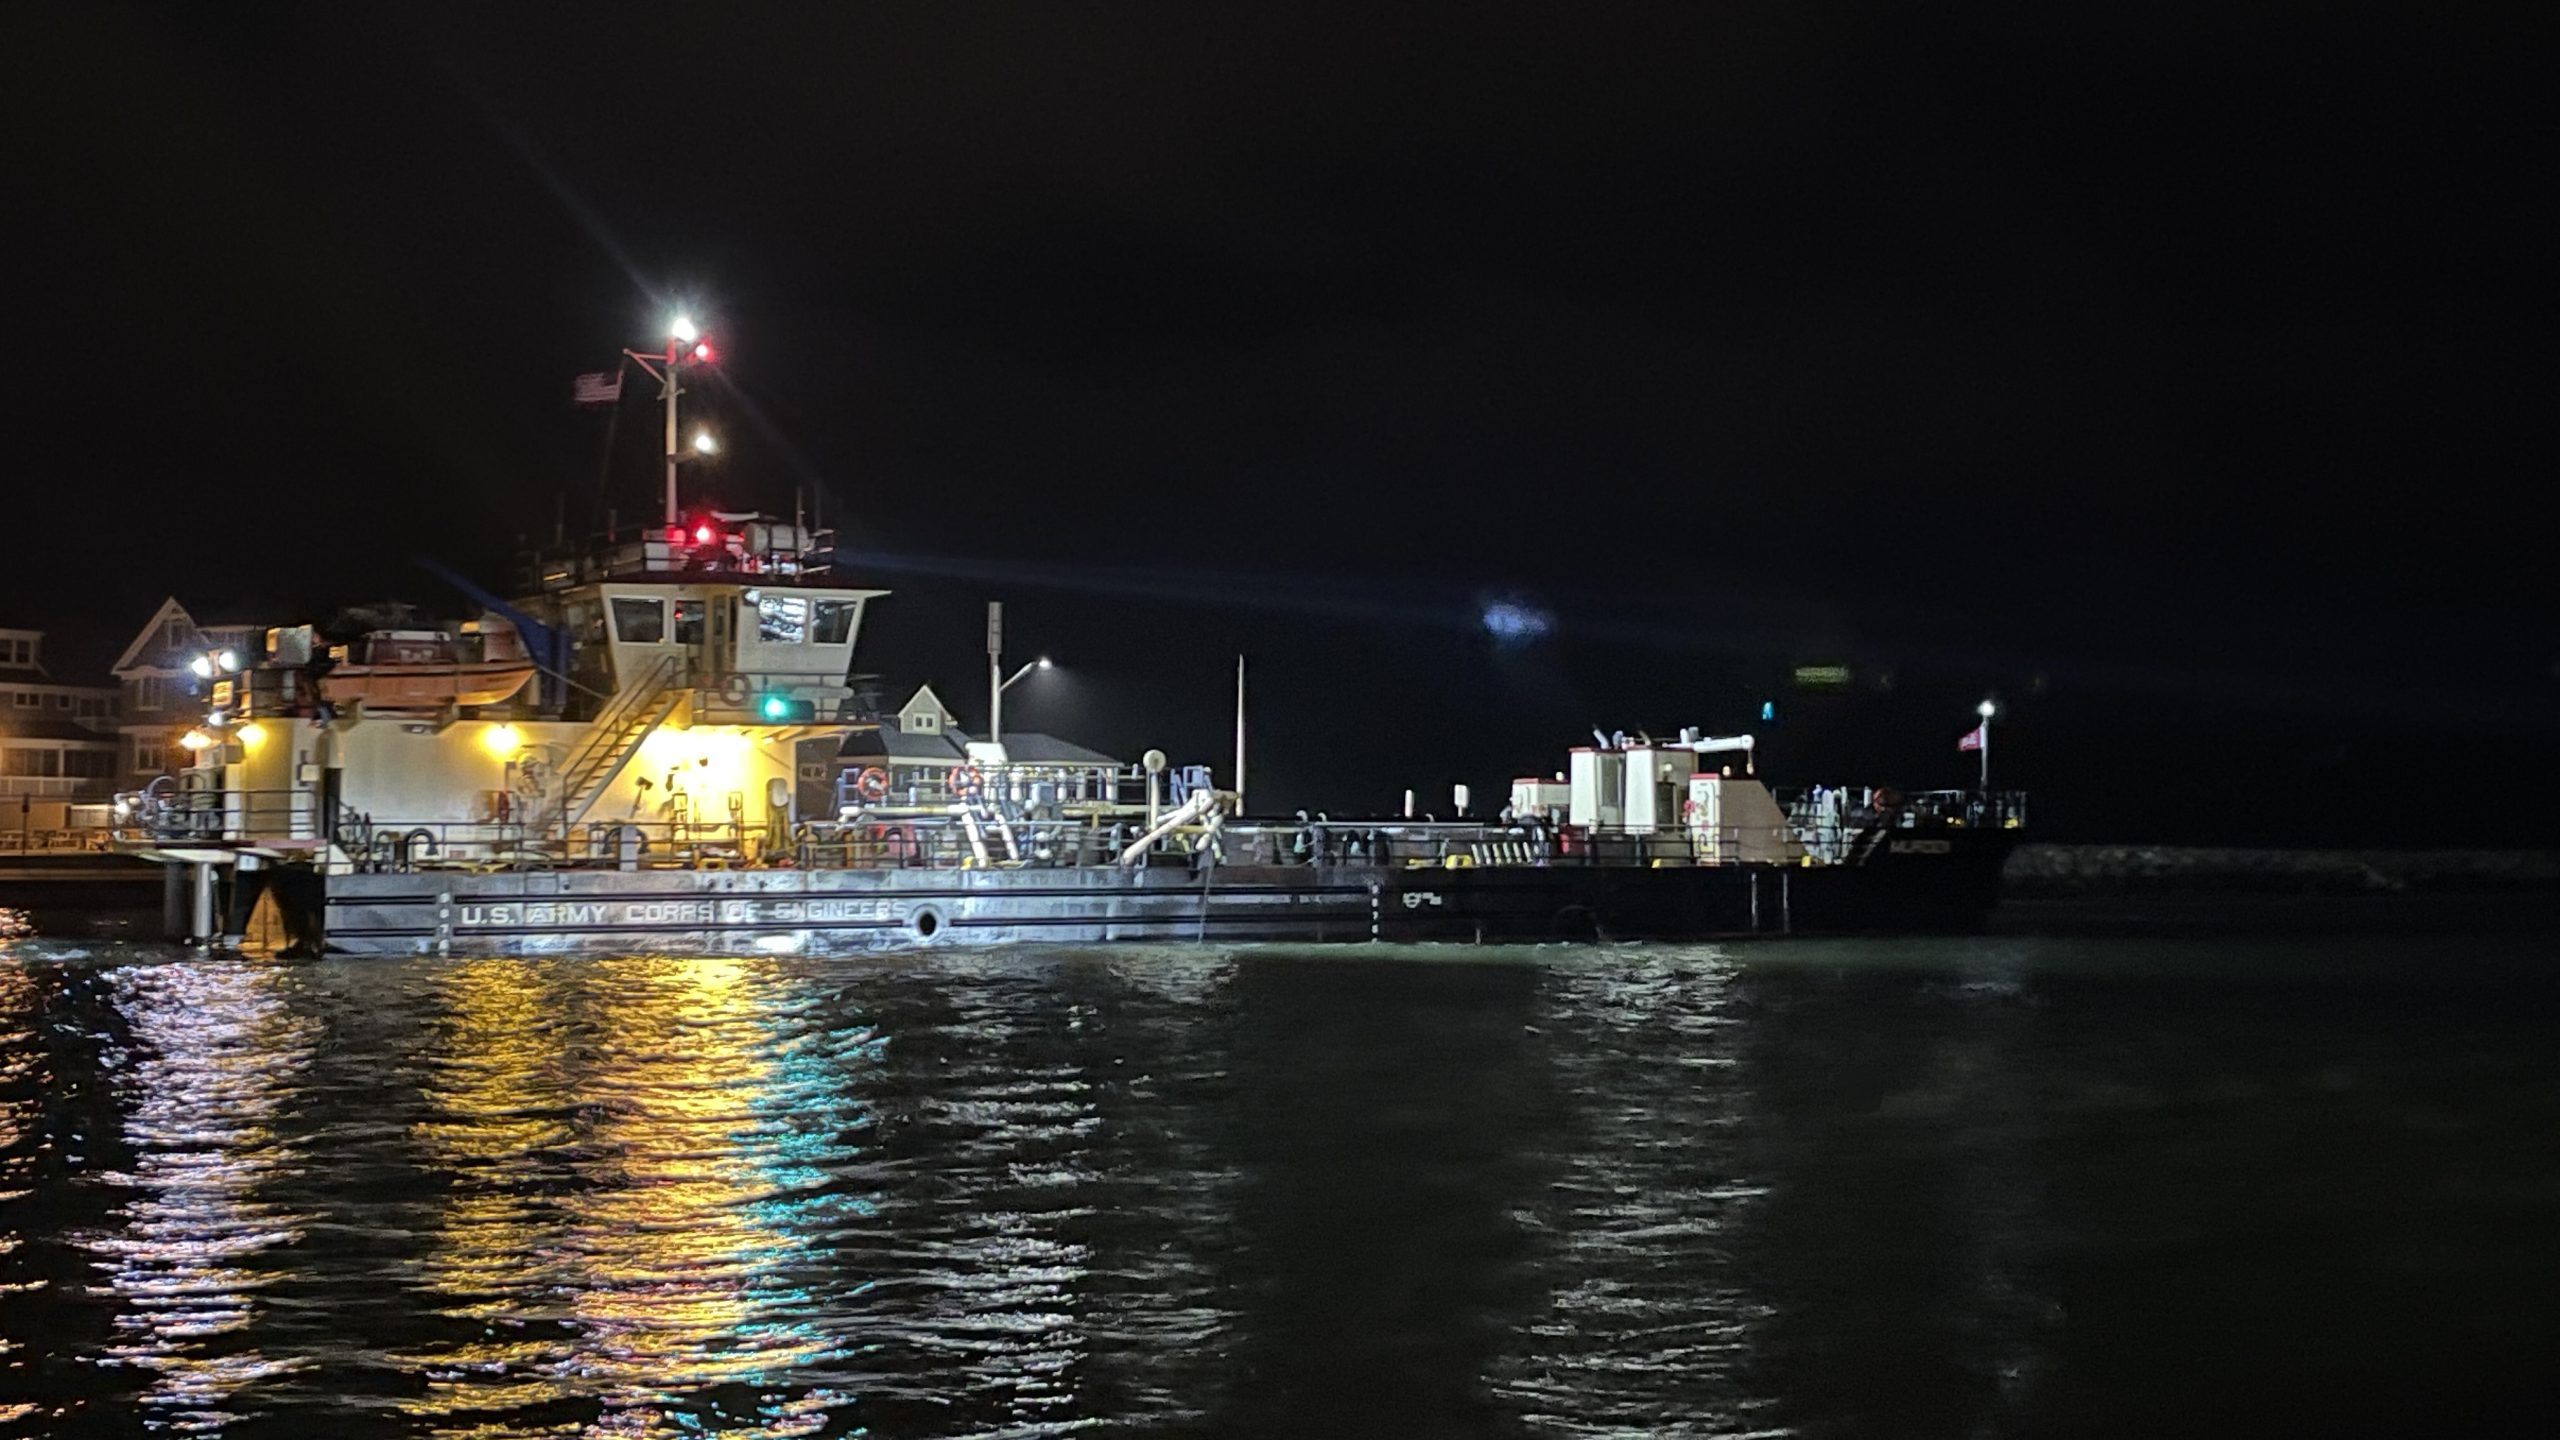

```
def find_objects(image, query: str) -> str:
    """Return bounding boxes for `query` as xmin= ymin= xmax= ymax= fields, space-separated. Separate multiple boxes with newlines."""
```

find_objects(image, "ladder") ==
xmin=553 ymin=655 xmax=684 ymax=838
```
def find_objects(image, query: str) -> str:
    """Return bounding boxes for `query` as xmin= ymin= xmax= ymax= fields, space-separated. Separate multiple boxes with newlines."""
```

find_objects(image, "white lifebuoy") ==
xmin=720 ymin=674 xmax=751 ymax=704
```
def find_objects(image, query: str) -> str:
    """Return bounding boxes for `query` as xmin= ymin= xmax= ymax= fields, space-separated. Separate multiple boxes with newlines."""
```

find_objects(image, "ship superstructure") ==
xmin=109 ymin=317 xmax=2023 ymax=955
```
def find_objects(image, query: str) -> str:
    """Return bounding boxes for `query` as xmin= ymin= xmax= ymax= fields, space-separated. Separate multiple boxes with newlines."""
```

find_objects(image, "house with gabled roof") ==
xmin=109 ymin=598 xmax=269 ymax=782
xmin=810 ymin=683 xmax=1123 ymax=815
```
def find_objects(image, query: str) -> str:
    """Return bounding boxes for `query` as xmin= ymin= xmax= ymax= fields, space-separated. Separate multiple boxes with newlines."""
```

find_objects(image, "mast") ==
xmin=621 ymin=315 xmax=714 ymax=529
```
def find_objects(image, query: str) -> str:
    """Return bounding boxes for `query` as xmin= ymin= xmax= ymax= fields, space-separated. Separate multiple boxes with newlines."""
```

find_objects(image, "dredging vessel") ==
xmin=109 ymin=323 xmax=2022 ymax=955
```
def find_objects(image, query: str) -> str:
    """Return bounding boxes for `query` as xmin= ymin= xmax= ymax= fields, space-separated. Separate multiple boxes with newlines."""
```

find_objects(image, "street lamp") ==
xmin=985 ymin=600 xmax=1060 ymax=747
xmin=1973 ymin=698 xmax=1996 ymax=792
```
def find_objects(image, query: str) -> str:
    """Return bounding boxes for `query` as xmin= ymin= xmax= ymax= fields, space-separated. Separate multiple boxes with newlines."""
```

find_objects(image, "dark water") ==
xmin=4 ymin=918 xmax=2557 ymax=1437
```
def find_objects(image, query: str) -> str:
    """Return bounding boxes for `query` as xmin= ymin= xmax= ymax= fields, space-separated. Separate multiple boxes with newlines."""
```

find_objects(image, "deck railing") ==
xmin=109 ymin=774 xmax=2024 ymax=876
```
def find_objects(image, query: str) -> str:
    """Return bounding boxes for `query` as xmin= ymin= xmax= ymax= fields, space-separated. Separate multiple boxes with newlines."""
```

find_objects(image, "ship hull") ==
xmin=306 ymin=832 xmax=2013 ymax=955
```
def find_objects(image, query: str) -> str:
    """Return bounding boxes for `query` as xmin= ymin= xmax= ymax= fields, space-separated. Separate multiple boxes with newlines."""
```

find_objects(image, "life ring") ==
xmin=854 ymin=766 xmax=891 ymax=802
xmin=720 ymin=674 xmax=751 ymax=704
xmin=947 ymin=764 xmax=982 ymax=796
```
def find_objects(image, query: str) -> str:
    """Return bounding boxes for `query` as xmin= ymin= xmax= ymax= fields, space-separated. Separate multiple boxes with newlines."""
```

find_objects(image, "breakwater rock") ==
xmin=2004 ymin=844 xmax=2560 ymax=895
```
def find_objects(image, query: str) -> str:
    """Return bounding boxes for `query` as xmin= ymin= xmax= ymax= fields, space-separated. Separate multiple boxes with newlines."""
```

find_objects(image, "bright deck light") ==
xmin=693 ymin=429 xmax=717 ymax=455
xmin=670 ymin=315 xmax=699 ymax=343
xmin=1977 ymin=699 xmax=1997 ymax=718
xmin=235 ymin=722 xmax=267 ymax=748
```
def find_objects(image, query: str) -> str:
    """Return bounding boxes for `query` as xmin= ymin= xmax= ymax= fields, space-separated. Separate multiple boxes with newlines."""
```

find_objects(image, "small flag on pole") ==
xmin=572 ymin=371 xmax=623 ymax=406
xmin=1957 ymin=723 xmax=1986 ymax=752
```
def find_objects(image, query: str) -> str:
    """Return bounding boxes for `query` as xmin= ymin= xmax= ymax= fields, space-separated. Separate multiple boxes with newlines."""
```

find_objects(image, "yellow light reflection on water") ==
xmin=559 ymin=956 xmax=837 ymax=1421
xmin=402 ymin=954 xmax=858 ymax=1437
xmin=398 ymin=956 xmax=586 ymax=1419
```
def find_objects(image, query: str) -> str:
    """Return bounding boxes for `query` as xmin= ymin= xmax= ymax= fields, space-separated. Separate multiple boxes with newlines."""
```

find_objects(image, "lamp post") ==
xmin=984 ymin=600 xmax=1051 ymax=748
xmin=622 ymin=316 xmax=720 ymax=527
xmin=1975 ymin=698 xmax=1996 ymax=792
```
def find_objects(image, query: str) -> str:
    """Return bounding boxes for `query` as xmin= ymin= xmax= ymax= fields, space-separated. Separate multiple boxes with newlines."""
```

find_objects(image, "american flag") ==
xmin=1957 ymin=723 xmax=1986 ymax=752
xmin=571 ymin=371 xmax=623 ymax=406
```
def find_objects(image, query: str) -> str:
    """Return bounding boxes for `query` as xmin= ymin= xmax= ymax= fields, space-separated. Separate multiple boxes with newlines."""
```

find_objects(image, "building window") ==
xmin=132 ymin=676 xmax=168 ymax=712
xmin=4 ymin=748 xmax=61 ymax=778
xmin=50 ymin=693 xmax=71 ymax=710
xmin=1 ymin=637 xmax=30 ymax=665
xmin=610 ymin=598 xmax=665 ymax=644
xmin=134 ymin=740 xmax=165 ymax=775
xmin=9 ymin=691 xmax=32 ymax=707
xmin=813 ymin=600 xmax=857 ymax=645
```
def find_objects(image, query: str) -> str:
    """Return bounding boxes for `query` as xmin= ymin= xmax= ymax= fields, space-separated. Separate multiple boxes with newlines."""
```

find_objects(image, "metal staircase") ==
xmin=552 ymin=656 xmax=684 ymax=837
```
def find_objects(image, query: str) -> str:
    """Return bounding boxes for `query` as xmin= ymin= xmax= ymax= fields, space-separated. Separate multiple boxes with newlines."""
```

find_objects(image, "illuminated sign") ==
xmin=1792 ymin=665 xmax=1853 ymax=689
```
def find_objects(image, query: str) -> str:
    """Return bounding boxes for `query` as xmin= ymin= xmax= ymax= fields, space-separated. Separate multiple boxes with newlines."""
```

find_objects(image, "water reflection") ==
xmin=7 ymin=934 xmax=2547 ymax=1436
xmin=1491 ymin=950 xmax=1779 ymax=1437
xmin=399 ymin=955 xmax=584 ymax=1424
xmin=844 ymin=951 xmax=1243 ymax=1435
xmin=1211 ymin=954 xmax=1559 ymax=1437
xmin=404 ymin=954 xmax=877 ymax=1437
xmin=80 ymin=958 xmax=321 ymax=1432
xmin=1 ymin=964 xmax=40 ymax=1427
xmin=1736 ymin=939 xmax=2060 ymax=1437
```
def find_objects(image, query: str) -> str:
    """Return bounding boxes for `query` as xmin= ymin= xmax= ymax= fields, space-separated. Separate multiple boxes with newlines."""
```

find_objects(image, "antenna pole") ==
xmin=986 ymin=601 xmax=1005 ymax=747
xmin=1233 ymin=654 xmax=1247 ymax=811
xmin=661 ymin=343 xmax=681 ymax=527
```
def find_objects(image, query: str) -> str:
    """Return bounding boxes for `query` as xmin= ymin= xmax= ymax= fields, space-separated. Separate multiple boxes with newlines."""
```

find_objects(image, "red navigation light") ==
xmin=691 ymin=342 xmax=716 ymax=364
xmin=694 ymin=524 xmax=714 ymax=545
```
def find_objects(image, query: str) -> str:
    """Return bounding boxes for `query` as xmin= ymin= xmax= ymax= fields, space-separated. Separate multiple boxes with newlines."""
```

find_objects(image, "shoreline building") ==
xmin=109 ymin=598 xmax=267 ymax=785
xmin=1 ymin=628 xmax=124 ymax=836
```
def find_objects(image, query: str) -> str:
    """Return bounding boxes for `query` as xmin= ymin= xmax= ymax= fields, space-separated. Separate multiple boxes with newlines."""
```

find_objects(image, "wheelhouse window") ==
xmin=673 ymin=600 xmax=703 ymax=647
xmin=757 ymin=594 xmax=809 ymax=644
xmin=812 ymin=600 xmax=857 ymax=645
xmin=610 ymin=598 xmax=666 ymax=644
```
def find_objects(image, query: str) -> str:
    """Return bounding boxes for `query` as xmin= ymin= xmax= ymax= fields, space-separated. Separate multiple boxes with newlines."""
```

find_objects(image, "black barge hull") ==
xmin=310 ymin=836 xmax=2012 ymax=955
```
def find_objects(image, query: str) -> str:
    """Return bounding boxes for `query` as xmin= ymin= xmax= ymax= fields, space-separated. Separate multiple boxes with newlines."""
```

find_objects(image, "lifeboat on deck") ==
xmin=319 ymin=629 xmax=537 ymax=711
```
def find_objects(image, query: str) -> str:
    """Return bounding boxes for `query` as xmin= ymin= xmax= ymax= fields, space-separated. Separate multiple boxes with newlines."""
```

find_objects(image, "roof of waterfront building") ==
xmin=836 ymin=723 xmax=1120 ymax=769
xmin=838 ymin=687 xmax=1122 ymax=770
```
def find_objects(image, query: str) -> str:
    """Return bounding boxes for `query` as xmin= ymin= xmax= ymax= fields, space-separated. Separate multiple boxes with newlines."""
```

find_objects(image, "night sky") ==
xmin=13 ymin=4 xmax=2549 ymax=842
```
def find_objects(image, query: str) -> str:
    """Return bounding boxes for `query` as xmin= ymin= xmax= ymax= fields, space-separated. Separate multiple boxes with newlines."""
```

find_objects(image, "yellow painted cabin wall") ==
xmin=232 ymin=714 xmax=800 ymax=841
